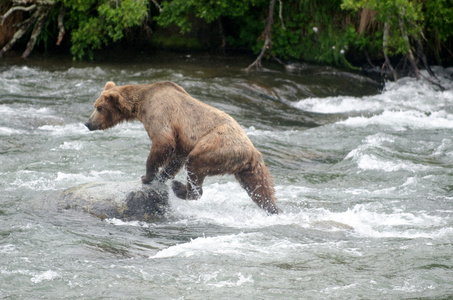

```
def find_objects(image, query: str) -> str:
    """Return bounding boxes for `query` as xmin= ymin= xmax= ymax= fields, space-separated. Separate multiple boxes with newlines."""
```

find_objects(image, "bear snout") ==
xmin=84 ymin=121 xmax=96 ymax=131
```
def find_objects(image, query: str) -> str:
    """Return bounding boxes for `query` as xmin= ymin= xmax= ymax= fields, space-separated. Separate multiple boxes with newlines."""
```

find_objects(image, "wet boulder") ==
xmin=59 ymin=180 xmax=169 ymax=222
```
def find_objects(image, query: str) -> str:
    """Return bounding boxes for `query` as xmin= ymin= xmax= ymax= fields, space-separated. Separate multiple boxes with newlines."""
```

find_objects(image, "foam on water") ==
xmin=152 ymin=232 xmax=260 ymax=258
xmin=0 ymin=105 xmax=51 ymax=115
xmin=38 ymin=123 xmax=90 ymax=136
xmin=339 ymin=110 xmax=453 ymax=131
xmin=146 ymin=200 xmax=452 ymax=266
xmin=143 ymin=172 xmax=453 ymax=242
xmin=0 ymin=244 xmax=18 ymax=254
xmin=293 ymin=95 xmax=382 ymax=113
xmin=168 ymin=196 xmax=451 ymax=241
xmin=164 ymin=180 xmax=312 ymax=229
xmin=55 ymin=141 xmax=83 ymax=150
xmin=0 ymin=126 xmax=26 ymax=136
xmin=38 ymin=121 xmax=147 ymax=138
xmin=292 ymin=71 xmax=453 ymax=116
xmin=433 ymin=138 xmax=453 ymax=157
xmin=30 ymin=270 xmax=61 ymax=283
xmin=66 ymin=66 xmax=107 ymax=77
xmin=244 ymin=126 xmax=300 ymax=139
xmin=151 ymin=231 xmax=308 ymax=259
xmin=0 ymin=268 xmax=60 ymax=284
xmin=354 ymin=154 xmax=429 ymax=172
xmin=322 ymin=204 xmax=451 ymax=239
xmin=7 ymin=170 xmax=127 ymax=191
xmin=345 ymin=144 xmax=432 ymax=172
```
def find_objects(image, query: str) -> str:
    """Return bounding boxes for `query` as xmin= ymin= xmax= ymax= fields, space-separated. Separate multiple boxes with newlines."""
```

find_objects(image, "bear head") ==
xmin=85 ymin=82 xmax=133 ymax=131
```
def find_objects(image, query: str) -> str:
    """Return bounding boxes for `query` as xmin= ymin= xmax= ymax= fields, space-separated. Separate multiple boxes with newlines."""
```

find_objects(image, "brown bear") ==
xmin=85 ymin=81 xmax=282 ymax=214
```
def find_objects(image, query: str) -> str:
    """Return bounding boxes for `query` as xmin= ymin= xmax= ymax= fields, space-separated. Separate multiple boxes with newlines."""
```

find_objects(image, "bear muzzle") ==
xmin=84 ymin=121 xmax=93 ymax=131
xmin=84 ymin=120 xmax=100 ymax=131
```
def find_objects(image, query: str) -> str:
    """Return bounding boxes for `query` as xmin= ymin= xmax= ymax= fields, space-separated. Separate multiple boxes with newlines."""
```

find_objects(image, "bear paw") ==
xmin=171 ymin=181 xmax=188 ymax=199
xmin=141 ymin=175 xmax=152 ymax=184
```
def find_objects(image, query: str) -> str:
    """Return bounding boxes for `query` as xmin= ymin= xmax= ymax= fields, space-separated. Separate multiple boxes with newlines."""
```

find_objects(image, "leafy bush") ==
xmin=3 ymin=0 xmax=451 ymax=68
xmin=62 ymin=0 xmax=147 ymax=60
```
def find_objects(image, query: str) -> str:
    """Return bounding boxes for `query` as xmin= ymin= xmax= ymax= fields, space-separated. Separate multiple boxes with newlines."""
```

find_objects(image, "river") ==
xmin=1 ymin=53 xmax=452 ymax=299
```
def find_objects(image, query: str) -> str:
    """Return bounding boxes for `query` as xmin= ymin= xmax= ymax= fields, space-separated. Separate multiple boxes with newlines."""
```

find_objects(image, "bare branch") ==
xmin=398 ymin=10 xmax=419 ymax=80
xmin=278 ymin=0 xmax=285 ymax=30
xmin=415 ymin=38 xmax=436 ymax=78
xmin=22 ymin=5 xmax=52 ymax=58
xmin=13 ymin=0 xmax=54 ymax=5
xmin=0 ymin=4 xmax=36 ymax=25
xmin=56 ymin=3 xmax=65 ymax=45
xmin=150 ymin=0 xmax=162 ymax=12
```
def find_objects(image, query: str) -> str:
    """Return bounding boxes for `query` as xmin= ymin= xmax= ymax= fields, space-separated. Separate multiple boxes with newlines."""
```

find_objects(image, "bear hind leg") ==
xmin=172 ymin=180 xmax=189 ymax=199
xmin=235 ymin=170 xmax=282 ymax=214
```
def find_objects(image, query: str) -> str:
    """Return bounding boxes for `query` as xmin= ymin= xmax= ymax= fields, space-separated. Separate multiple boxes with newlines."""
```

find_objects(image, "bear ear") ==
xmin=104 ymin=81 xmax=116 ymax=90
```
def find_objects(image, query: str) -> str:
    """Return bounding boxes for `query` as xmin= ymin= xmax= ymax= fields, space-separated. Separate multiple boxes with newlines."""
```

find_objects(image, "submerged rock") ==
xmin=59 ymin=180 xmax=169 ymax=222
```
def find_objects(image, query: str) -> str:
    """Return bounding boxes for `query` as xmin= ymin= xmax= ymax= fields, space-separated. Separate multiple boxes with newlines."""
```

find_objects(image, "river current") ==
xmin=1 ymin=54 xmax=452 ymax=299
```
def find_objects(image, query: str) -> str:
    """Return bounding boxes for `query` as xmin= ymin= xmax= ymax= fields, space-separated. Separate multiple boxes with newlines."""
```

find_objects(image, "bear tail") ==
xmin=235 ymin=157 xmax=282 ymax=214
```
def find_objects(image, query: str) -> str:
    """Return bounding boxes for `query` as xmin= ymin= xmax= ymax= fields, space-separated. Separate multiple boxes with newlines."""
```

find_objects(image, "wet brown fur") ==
xmin=85 ymin=81 xmax=281 ymax=214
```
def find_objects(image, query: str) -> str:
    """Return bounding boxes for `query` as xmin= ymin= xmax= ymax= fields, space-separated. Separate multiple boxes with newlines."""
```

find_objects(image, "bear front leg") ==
xmin=159 ymin=155 xmax=186 ymax=181
xmin=141 ymin=146 xmax=170 ymax=184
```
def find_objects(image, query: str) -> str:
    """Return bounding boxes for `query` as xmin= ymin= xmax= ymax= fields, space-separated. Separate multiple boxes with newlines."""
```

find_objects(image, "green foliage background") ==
xmin=60 ymin=0 xmax=147 ymax=60
xmin=31 ymin=0 xmax=453 ymax=67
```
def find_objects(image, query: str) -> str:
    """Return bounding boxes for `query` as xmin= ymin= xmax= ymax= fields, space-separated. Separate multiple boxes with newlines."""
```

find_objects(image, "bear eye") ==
xmin=97 ymin=107 xmax=102 ymax=113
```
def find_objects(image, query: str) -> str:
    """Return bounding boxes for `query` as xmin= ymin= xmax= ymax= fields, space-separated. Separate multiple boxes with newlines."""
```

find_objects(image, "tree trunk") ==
xmin=398 ymin=10 xmax=419 ymax=80
xmin=246 ymin=0 xmax=276 ymax=71
xmin=382 ymin=22 xmax=398 ymax=81
xmin=217 ymin=18 xmax=226 ymax=54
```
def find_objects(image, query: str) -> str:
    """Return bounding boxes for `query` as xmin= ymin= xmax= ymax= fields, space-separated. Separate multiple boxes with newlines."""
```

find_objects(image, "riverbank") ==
xmin=1 ymin=0 xmax=452 ymax=73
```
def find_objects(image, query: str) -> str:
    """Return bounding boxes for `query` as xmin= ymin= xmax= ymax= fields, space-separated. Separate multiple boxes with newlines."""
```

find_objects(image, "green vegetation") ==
xmin=1 ymin=0 xmax=452 ymax=73
xmin=155 ymin=0 xmax=260 ymax=33
xmin=62 ymin=0 xmax=148 ymax=60
xmin=270 ymin=0 xmax=359 ymax=68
